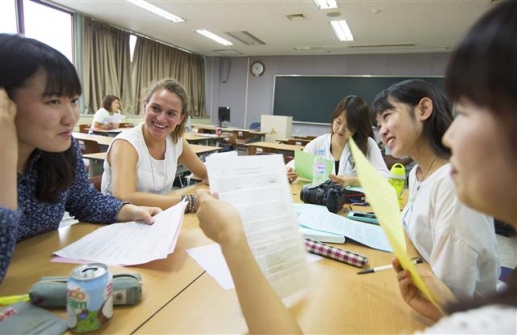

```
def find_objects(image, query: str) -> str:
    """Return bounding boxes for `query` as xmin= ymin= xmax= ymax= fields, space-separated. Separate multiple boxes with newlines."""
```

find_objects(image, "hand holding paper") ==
xmin=348 ymin=138 xmax=441 ymax=311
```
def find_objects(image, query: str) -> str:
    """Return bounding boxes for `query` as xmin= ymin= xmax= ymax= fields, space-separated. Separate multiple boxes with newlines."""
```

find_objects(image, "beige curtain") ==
xmin=131 ymin=38 xmax=205 ymax=117
xmin=82 ymin=18 xmax=133 ymax=114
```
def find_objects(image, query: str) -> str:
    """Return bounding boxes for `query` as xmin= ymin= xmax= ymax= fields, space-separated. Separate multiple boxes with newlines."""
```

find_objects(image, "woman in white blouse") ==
xmin=285 ymin=95 xmax=388 ymax=187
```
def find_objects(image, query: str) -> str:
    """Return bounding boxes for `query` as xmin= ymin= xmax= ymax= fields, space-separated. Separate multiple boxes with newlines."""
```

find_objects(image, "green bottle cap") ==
xmin=389 ymin=163 xmax=406 ymax=179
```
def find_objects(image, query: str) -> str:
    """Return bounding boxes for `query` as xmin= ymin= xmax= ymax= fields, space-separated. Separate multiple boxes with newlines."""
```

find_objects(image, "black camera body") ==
xmin=300 ymin=180 xmax=347 ymax=213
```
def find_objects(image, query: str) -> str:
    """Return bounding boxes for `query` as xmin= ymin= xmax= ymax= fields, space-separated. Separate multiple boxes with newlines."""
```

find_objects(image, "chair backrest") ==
xmin=249 ymin=122 xmax=261 ymax=130
xmin=118 ymin=122 xmax=134 ymax=128
xmin=79 ymin=139 xmax=101 ymax=154
xmin=79 ymin=124 xmax=90 ymax=134
xmin=88 ymin=175 xmax=102 ymax=191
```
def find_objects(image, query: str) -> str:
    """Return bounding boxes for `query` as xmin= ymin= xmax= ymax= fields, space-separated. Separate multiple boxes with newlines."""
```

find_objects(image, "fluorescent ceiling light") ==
xmin=126 ymin=0 xmax=184 ymax=23
xmin=196 ymin=29 xmax=233 ymax=46
xmin=314 ymin=0 xmax=338 ymax=9
xmin=330 ymin=20 xmax=354 ymax=41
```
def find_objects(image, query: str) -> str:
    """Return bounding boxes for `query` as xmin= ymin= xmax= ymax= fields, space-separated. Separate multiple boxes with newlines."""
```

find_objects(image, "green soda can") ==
xmin=67 ymin=263 xmax=113 ymax=333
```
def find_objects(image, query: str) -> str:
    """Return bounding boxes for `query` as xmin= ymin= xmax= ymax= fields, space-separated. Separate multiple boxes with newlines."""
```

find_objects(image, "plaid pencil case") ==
xmin=305 ymin=238 xmax=368 ymax=268
xmin=28 ymin=273 xmax=142 ymax=308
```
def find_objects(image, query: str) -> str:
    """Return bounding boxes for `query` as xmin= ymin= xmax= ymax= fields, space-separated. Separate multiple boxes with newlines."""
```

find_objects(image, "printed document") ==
xmin=206 ymin=154 xmax=310 ymax=299
xmin=54 ymin=201 xmax=187 ymax=265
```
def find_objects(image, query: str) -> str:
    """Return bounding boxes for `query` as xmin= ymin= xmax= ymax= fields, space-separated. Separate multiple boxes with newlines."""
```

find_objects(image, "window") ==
xmin=23 ymin=0 xmax=73 ymax=61
xmin=0 ymin=0 xmax=17 ymax=34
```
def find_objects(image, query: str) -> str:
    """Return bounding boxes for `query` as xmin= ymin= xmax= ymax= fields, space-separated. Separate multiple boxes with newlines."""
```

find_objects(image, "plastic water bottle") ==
xmin=312 ymin=149 xmax=327 ymax=186
xmin=388 ymin=163 xmax=406 ymax=209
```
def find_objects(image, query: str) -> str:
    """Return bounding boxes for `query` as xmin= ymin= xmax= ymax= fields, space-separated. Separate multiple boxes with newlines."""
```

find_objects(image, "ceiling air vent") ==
xmin=213 ymin=49 xmax=244 ymax=56
xmin=286 ymin=13 xmax=307 ymax=21
xmin=225 ymin=31 xmax=265 ymax=46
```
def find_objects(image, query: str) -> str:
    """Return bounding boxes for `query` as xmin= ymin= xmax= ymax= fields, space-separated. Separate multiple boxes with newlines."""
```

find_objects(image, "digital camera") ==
xmin=300 ymin=180 xmax=347 ymax=213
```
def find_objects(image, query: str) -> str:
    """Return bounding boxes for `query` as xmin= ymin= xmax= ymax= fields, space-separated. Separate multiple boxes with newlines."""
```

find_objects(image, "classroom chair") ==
xmin=78 ymin=139 xmax=101 ymax=154
xmin=249 ymin=122 xmax=261 ymax=130
xmin=88 ymin=175 xmax=102 ymax=192
xmin=79 ymin=124 xmax=90 ymax=133
xmin=118 ymin=122 xmax=134 ymax=128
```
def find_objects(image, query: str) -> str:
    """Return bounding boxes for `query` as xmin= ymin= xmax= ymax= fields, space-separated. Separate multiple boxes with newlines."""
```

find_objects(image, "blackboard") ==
xmin=273 ymin=75 xmax=444 ymax=124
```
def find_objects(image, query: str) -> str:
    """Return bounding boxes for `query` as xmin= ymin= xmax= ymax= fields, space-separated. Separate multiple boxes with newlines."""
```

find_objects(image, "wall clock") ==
xmin=250 ymin=61 xmax=265 ymax=77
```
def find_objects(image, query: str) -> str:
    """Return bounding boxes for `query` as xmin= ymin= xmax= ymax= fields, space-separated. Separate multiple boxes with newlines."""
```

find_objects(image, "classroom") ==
xmin=1 ymin=1 xmax=515 ymax=334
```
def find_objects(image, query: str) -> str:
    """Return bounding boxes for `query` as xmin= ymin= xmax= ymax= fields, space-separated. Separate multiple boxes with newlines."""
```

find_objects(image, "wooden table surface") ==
xmin=1 ymin=182 xmax=428 ymax=334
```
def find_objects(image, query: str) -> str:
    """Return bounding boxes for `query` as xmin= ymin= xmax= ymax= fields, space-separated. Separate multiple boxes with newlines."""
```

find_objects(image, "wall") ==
xmin=205 ymin=53 xmax=450 ymax=136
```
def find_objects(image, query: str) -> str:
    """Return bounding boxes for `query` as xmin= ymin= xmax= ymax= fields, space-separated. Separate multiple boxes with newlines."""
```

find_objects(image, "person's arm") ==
xmin=178 ymin=139 xmax=208 ymax=184
xmin=107 ymin=139 xmax=184 ymax=209
xmin=65 ymin=139 xmax=161 ymax=224
xmin=0 ymin=89 xmax=17 ymax=210
xmin=0 ymin=88 xmax=21 ymax=284
xmin=329 ymin=174 xmax=360 ymax=187
xmin=93 ymin=121 xmax=115 ymax=130
xmin=196 ymin=190 xmax=303 ymax=334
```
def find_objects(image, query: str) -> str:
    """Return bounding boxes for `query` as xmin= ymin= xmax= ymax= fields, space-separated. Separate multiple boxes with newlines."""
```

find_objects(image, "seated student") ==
xmin=101 ymin=79 xmax=208 ymax=212
xmin=0 ymin=34 xmax=161 ymax=284
xmin=91 ymin=94 xmax=122 ymax=130
xmin=285 ymin=95 xmax=388 ymax=186
xmin=195 ymin=2 xmax=517 ymax=333
xmin=372 ymin=79 xmax=500 ymax=301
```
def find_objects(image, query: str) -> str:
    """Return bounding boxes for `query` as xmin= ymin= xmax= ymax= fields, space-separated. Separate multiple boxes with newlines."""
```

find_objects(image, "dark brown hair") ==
xmin=102 ymin=94 xmax=120 ymax=112
xmin=330 ymin=95 xmax=373 ymax=155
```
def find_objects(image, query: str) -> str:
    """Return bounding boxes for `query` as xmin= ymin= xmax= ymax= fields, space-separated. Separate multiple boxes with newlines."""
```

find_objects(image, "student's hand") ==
xmin=117 ymin=204 xmax=162 ymax=224
xmin=0 ymin=88 xmax=17 ymax=128
xmin=196 ymin=189 xmax=245 ymax=246
xmin=392 ymin=258 xmax=454 ymax=321
xmin=287 ymin=167 xmax=298 ymax=183
xmin=330 ymin=174 xmax=349 ymax=186
xmin=106 ymin=123 xmax=115 ymax=130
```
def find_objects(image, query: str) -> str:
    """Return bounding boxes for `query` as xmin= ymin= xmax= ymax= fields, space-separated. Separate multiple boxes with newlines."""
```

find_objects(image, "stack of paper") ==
xmin=294 ymin=203 xmax=345 ymax=244
xmin=54 ymin=201 xmax=187 ymax=265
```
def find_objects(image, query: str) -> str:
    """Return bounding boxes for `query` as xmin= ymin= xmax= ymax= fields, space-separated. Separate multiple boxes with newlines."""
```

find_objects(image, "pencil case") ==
xmin=28 ymin=273 xmax=142 ymax=308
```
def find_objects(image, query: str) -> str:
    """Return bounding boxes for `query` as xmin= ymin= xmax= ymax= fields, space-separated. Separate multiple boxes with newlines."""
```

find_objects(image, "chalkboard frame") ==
xmin=272 ymin=75 xmax=444 ymax=124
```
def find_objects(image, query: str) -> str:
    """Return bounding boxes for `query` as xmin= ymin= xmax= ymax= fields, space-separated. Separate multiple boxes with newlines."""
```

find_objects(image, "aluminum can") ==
xmin=67 ymin=263 xmax=113 ymax=333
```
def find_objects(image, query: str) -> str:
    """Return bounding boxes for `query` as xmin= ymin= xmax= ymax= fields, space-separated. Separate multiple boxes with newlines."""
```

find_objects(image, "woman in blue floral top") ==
xmin=0 ymin=34 xmax=162 ymax=284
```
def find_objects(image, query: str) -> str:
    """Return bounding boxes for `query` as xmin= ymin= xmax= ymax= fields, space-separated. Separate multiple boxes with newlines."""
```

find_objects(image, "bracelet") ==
xmin=180 ymin=194 xmax=197 ymax=213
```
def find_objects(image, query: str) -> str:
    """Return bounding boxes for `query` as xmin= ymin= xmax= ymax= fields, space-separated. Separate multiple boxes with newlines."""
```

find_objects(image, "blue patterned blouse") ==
xmin=0 ymin=139 xmax=125 ymax=283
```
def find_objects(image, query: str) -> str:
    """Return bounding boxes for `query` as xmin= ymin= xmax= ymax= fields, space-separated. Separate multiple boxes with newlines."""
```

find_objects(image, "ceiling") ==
xmin=48 ymin=0 xmax=498 ymax=57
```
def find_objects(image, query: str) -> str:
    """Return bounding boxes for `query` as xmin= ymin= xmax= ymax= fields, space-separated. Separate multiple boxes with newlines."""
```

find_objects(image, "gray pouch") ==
xmin=0 ymin=301 xmax=68 ymax=335
xmin=28 ymin=273 xmax=142 ymax=308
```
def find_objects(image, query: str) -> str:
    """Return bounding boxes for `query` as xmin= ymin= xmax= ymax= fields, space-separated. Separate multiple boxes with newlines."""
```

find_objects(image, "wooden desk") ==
xmin=1 ymin=183 xmax=213 ymax=334
xmin=134 ymin=181 xmax=428 ymax=334
xmin=247 ymin=141 xmax=304 ymax=155
xmin=277 ymin=138 xmax=311 ymax=146
xmin=192 ymin=124 xmax=267 ymax=141
xmin=184 ymin=133 xmax=225 ymax=146
xmin=82 ymin=145 xmax=221 ymax=177
xmin=73 ymin=132 xmax=114 ymax=148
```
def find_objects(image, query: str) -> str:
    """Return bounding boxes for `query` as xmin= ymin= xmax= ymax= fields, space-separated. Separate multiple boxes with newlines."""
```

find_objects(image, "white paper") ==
xmin=206 ymin=154 xmax=310 ymax=299
xmin=299 ymin=210 xmax=392 ymax=252
xmin=54 ymin=201 xmax=187 ymax=265
xmin=187 ymin=244 xmax=321 ymax=290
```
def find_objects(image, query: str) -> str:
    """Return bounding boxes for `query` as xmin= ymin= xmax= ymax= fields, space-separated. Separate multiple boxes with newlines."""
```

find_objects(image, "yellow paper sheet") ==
xmin=294 ymin=150 xmax=333 ymax=181
xmin=349 ymin=138 xmax=439 ymax=308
